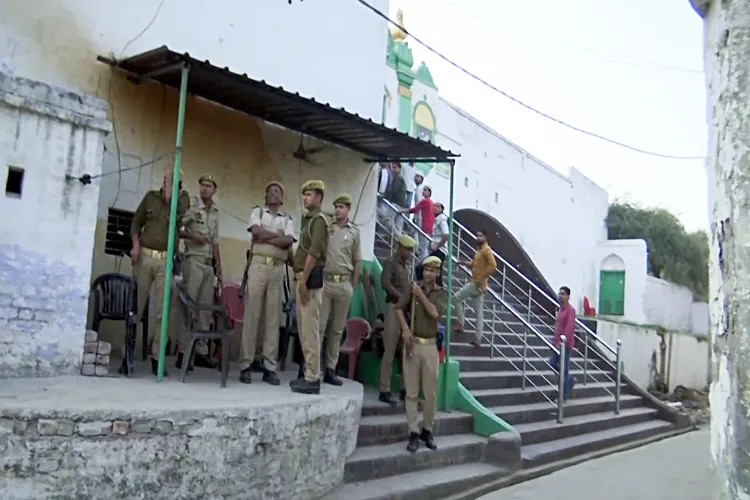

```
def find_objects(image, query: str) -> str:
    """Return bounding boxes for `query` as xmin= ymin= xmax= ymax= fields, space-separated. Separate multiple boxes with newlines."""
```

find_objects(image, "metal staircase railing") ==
xmin=374 ymin=198 xmax=624 ymax=421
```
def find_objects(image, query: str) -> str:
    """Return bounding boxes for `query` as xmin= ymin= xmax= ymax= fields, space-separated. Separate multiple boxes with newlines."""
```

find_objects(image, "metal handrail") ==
xmin=375 ymin=197 xmax=623 ymax=419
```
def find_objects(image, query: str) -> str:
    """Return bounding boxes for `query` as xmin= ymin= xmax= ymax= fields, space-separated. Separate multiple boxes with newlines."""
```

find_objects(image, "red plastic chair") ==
xmin=222 ymin=282 xmax=244 ymax=329
xmin=340 ymin=317 xmax=371 ymax=380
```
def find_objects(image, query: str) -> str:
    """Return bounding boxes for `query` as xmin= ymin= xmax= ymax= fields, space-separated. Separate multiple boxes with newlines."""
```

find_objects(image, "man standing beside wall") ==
xmin=130 ymin=169 xmax=189 ymax=376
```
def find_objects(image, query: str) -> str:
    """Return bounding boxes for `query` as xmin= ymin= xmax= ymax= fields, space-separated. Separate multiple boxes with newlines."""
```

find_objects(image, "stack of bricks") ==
xmin=80 ymin=330 xmax=111 ymax=376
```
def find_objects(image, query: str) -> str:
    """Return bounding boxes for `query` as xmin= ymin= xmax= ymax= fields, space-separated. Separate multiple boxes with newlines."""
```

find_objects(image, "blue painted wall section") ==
xmin=0 ymin=244 xmax=88 ymax=378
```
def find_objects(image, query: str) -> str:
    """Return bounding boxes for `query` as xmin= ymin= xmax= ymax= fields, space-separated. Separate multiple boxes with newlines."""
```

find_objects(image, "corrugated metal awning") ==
xmin=97 ymin=46 xmax=458 ymax=163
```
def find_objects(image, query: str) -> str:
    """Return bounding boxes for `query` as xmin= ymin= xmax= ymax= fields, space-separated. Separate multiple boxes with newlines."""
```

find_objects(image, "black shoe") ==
xmin=263 ymin=370 xmax=280 ymax=386
xmin=323 ymin=368 xmax=343 ymax=386
xmin=151 ymin=358 xmax=168 ymax=377
xmin=239 ymin=367 xmax=253 ymax=384
xmin=118 ymin=360 xmax=132 ymax=377
xmin=250 ymin=360 xmax=265 ymax=373
xmin=290 ymin=378 xmax=321 ymax=395
xmin=379 ymin=392 xmax=398 ymax=406
xmin=193 ymin=353 xmax=217 ymax=369
xmin=420 ymin=428 xmax=437 ymax=450
xmin=400 ymin=389 xmax=406 ymax=402
xmin=406 ymin=432 xmax=420 ymax=453
xmin=175 ymin=353 xmax=194 ymax=372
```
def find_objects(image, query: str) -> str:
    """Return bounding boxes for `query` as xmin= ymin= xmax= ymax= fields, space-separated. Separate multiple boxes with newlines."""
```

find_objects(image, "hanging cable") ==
xmin=355 ymin=0 xmax=706 ymax=161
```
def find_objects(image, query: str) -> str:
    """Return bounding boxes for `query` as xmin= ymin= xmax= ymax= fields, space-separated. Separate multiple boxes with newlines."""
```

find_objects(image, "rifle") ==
xmin=238 ymin=249 xmax=251 ymax=298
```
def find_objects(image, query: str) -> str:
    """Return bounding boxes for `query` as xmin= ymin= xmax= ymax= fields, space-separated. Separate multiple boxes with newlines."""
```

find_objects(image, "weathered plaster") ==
xmin=699 ymin=0 xmax=750 ymax=498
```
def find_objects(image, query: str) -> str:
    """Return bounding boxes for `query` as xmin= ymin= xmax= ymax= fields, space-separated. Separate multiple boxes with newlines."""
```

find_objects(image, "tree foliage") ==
xmin=605 ymin=201 xmax=709 ymax=301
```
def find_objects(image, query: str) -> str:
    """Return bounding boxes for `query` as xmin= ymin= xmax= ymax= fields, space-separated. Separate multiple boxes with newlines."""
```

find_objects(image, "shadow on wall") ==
xmin=454 ymin=208 xmax=556 ymax=303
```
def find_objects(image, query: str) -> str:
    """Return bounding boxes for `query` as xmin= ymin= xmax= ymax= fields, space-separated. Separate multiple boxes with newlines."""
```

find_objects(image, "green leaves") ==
xmin=606 ymin=201 xmax=709 ymax=301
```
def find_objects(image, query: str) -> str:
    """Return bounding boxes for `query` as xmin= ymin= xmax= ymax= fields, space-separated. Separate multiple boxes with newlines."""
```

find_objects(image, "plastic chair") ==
xmin=90 ymin=273 xmax=141 ymax=375
xmin=221 ymin=282 xmax=244 ymax=328
xmin=340 ymin=318 xmax=371 ymax=380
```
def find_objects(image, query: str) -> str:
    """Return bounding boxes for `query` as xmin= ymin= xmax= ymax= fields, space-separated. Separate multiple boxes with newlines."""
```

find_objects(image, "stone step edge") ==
xmin=440 ymin=426 xmax=695 ymax=500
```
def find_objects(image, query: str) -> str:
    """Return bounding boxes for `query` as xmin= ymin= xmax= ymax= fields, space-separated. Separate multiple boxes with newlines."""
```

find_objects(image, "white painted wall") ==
xmin=0 ymin=0 xmax=389 ymax=122
xmin=644 ymin=276 xmax=697 ymax=331
xmin=385 ymin=69 xmax=610 ymax=305
xmin=0 ymin=73 xmax=111 ymax=378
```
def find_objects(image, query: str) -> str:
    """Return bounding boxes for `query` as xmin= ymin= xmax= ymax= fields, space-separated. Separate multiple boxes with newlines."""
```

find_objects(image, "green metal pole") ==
xmin=445 ymin=160 xmax=455 ymax=363
xmin=157 ymin=65 xmax=189 ymax=382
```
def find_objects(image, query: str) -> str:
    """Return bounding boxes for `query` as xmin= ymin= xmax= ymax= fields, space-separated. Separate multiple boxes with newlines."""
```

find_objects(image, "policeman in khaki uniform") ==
xmin=379 ymin=233 xmax=415 ymax=405
xmin=319 ymin=193 xmax=361 ymax=386
xmin=395 ymin=255 xmax=447 ymax=453
xmin=240 ymin=181 xmax=295 ymax=386
xmin=177 ymin=173 xmax=221 ymax=371
xmin=130 ymin=169 xmax=190 ymax=376
xmin=291 ymin=180 xmax=329 ymax=395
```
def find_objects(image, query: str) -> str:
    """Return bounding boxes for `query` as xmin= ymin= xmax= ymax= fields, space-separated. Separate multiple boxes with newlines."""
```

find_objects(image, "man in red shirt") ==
xmin=401 ymin=185 xmax=434 ymax=260
xmin=550 ymin=286 xmax=576 ymax=402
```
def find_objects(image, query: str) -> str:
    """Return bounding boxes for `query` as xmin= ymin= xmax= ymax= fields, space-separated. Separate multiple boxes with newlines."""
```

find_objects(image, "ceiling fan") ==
xmin=293 ymin=133 xmax=330 ymax=165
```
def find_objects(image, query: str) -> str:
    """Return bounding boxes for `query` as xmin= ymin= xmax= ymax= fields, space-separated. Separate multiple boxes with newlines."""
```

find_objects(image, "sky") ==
xmin=387 ymin=0 xmax=708 ymax=232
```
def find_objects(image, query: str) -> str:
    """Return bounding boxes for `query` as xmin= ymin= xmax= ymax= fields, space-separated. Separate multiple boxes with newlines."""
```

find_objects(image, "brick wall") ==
xmin=0 ymin=71 xmax=111 ymax=378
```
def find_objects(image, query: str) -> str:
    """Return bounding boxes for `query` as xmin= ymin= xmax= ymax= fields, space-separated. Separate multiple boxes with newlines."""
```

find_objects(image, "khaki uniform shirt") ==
xmin=396 ymin=281 xmax=448 ymax=339
xmin=324 ymin=220 xmax=361 ymax=275
xmin=248 ymin=205 xmax=296 ymax=260
xmin=130 ymin=189 xmax=190 ymax=251
xmin=182 ymin=196 xmax=220 ymax=258
xmin=293 ymin=207 xmax=328 ymax=272
xmin=381 ymin=254 xmax=410 ymax=304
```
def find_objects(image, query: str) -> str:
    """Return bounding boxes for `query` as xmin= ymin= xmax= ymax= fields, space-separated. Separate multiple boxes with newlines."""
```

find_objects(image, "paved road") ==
xmin=479 ymin=429 xmax=713 ymax=500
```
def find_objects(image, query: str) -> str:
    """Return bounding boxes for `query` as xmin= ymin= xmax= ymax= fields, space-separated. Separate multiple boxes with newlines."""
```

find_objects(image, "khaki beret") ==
xmin=422 ymin=256 xmax=442 ymax=269
xmin=334 ymin=193 xmax=352 ymax=206
xmin=198 ymin=173 xmax=217 ymax=187
xmin=265 ymin=181 xmax=284 ymax=194
xmin=301 ymin=179 xmax=325 ymax=193
xmin=397 ymin=234 xmax=416 ymax=250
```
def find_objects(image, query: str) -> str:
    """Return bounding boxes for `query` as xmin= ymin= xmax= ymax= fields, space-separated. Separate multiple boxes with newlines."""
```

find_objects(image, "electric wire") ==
xmin=356 ymin=0 xmax=706 ymax=161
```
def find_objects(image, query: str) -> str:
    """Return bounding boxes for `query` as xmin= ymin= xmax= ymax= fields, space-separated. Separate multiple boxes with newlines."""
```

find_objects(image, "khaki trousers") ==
xmin=133 ymin=253 xmax=182 ymax=359
xmin=182 ymin=256 xmax=214 ymax=355
xmin=297 ymin=286 xmax=323 ymax=382
xmin=379 ymin=304 xmax=402 ymax=393
xmin=241 ymin=260 xmax=284 ymax=372
xmin=403 ymin=342 xmax=439 ymax=434
xmin=320 ymin=280 xmax=353 ymax=370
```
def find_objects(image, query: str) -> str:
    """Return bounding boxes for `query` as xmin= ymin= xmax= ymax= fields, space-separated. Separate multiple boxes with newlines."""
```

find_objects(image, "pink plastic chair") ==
xmin=222 ymin=282 xmax=244 ymax=329
xmin=340 ymin=317 xmax=371 ymax=380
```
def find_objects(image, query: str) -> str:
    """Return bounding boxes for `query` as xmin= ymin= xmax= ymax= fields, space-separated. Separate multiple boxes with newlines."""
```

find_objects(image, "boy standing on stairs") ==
xmin=396 ymin=256 xmax=448 ymax=453
xmin=453 ymin=229 xmax=496 ymax=348
xmin=551 ymin=286 xmax=576 ymax=402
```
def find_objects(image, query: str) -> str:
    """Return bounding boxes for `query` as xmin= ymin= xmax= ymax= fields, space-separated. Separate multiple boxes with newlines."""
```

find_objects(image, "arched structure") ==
xmin=453 ymin=208 xmax=557 ymax=306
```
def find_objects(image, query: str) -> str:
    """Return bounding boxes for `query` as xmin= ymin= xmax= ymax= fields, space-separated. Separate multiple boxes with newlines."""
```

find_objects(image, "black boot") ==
xmin=151 ymin=358 xmax=168 ymax=377
xmin=250 ymin=360 xmax=265 ymax=373
xmin=175 ymin=353 xmax=194 ymax=372
xmin=239 ymin=367 xmax=253 ymax=384
xmin=323 ymin=368 xmax=343 ymax=386
xmin=420 ymin=428 xmax=437 ymax=450
xmin=263 ymin=369 xmax=280 ymax=386
xmin=290 ymin=378 xmax=320 ymax=395
xmin=193 ymin=353 xmax=217 ymax=369
xmin=379 ymin=392 xmax=398 ymax=406
xmin=406 ymin=432 xmax=420 ymax=453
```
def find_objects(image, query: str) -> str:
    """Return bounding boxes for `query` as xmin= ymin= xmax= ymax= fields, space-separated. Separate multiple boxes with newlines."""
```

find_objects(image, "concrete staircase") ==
xmin=343 ymin=207 xmax=688 ymax=497
xmin=327 ymin=390 xmax=508 ymax=500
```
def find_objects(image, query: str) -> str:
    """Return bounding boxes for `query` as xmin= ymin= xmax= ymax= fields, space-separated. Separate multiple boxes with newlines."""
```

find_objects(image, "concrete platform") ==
xmin=0 ymin=359 xmax=363 ymax=500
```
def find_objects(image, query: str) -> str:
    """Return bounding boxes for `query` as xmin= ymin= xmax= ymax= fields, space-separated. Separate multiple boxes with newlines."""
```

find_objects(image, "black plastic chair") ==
xmin=91 ymin=273 xmax=139 ymax=375
xmin=174 ymin=282 xmax=233 ymax=387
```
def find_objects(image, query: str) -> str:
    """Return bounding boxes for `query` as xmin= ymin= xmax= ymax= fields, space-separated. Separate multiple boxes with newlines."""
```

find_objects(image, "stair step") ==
xmin=514 ymin=406 xmax=659 ymax=445
xmin=328 ymin=462 xmax=506 ymax=500
xmin=357 ymin=411 xmax=473 ymax=446
xmin=344 ymin=433 xmax=486 ymax=482
xmin=521 ymin=419 xmax=674 ymax=467
xmin=453 ymin=355 xmax=595 ymax=373
xmin=459 ymin=369 xmax=614 ymax=390
xmin=488 ymin=394 xmax=643 ymax=425
xmin=470 ymin=382 xmax=618 ymax=406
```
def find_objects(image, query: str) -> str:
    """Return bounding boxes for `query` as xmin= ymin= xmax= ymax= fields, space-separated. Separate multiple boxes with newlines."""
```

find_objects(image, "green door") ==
xmin=599 ymin=270 xmax=625 ymax=316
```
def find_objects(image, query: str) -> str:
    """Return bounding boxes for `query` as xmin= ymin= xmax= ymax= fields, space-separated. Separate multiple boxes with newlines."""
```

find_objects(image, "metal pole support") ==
xmin=521 ymin=325 xmax=528 ymax=390
xmin=614 ymin=338 xmax=622 ymax=415
xmin=583 ymin=330 xmax=588 ymax=386
xmin=557 ymin=335 xmax=566 ymax=424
